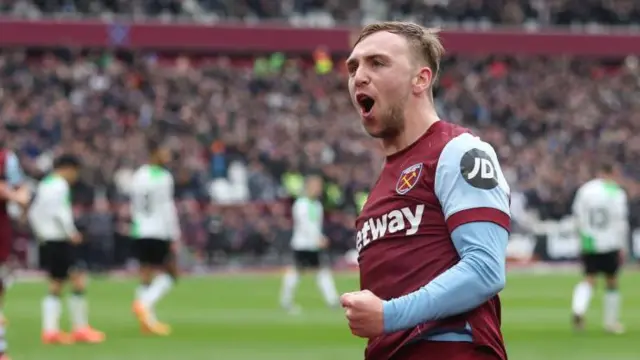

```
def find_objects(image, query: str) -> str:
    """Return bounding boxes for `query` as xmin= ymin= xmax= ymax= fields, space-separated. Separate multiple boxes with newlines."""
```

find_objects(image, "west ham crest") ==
xmin=396 ymin=163 xmax=423 ymax=195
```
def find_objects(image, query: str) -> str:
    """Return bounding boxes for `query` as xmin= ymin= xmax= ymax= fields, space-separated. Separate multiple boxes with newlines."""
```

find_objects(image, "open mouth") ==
xmin=356 ymin=94 xmax=375 ymax=115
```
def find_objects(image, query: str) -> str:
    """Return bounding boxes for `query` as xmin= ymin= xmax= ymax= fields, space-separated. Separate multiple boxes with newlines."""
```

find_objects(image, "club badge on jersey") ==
xmin=395 ymin=163 xmax=423 ymax=195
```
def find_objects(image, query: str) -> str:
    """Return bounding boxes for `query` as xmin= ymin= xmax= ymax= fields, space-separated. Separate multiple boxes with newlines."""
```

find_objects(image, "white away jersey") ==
xmin=28 ymin=174 xmax=78 ymax=241
xmin=572 ymin=178 xmax=628 ymax=253
xmin=130 ymin=165 xmax=180 ymax=241
xmin=290 ymin=197 xmax=324 ymax=251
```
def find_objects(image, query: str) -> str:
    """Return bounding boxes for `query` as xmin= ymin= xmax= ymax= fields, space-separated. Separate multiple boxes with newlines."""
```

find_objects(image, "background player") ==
xmin=0 ymin=148 xmax=30 ymax=360
xmin=339 ymin=22 xmax=509 ymax=360
xmin=280 ymin=174 xmax=339 ymax=313
xmin=130 ymin=140 xmax=180 ymax=335
xmin=571 ymin=162 xmax=628 ymax=334
xmin=28 ymin=154 xmax=105 ymax=345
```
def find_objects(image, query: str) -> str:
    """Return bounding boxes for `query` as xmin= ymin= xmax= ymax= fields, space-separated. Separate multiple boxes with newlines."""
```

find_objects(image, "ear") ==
xmin=412 ymin=66 xmax=433 ymax=95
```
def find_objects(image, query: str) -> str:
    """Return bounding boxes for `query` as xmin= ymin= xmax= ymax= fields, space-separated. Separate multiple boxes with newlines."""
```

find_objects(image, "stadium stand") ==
xmin=0 ymin=1 xmax=639 ymax=270
xmin=2 ymin=0 xmax=640 ymax=26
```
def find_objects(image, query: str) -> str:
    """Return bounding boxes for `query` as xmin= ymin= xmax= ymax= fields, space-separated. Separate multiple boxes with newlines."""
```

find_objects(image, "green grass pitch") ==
xmin=4 ymin=271 xmax=640 ymax=359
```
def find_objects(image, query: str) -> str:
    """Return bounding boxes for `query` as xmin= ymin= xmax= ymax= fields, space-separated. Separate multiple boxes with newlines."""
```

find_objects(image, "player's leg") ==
xmin=40 ymin=242 xmax=73 ymax=345
xmin=133 ymin=239 xmax=154 ymax=310
xmin=603 ymin=250 xmax=623 ymax=334
xmin=571 ymin=254 xmax=597 ymax=330
xmin=134 ymin=239 xmax=172 ymax=335
xmin=142 ymin=241 xmax=174 ymax=314
xmin=68 ymin=265 xmax=105 ymax=343
xmin=280 ymin=251 xmax=302 ymax=313
xmin=314 ymin=252 xmax=338 ymax=308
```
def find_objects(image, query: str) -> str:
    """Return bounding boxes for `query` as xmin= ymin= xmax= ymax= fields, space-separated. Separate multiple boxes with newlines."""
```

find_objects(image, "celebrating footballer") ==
xmin=341 ymin=21 xmax=511 ymax=360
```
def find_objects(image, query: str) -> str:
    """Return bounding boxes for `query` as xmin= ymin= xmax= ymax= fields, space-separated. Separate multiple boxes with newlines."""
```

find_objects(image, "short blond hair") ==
xmin=353 ymin=21 xmax=445 ymax=84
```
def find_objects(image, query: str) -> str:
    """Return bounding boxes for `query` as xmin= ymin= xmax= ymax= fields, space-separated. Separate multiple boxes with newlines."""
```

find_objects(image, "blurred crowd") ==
xmin=2 ymin=47 xmax=640 ymax=268
xmin=2 ymin=0 xmax=640 ymax=27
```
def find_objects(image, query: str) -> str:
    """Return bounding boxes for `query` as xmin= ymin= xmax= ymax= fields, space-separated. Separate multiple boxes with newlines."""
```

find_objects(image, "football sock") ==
xmin=571 ymin=281 xmax=593 ymax=316
xmin=135 ymin=284 xmax=148 ymax=301
xmin=68 ymin=290 xmax=88 ymax=330
xmin=42 ymin=295 xmax=61 ymax=333
xmin=280 ymin=268 xmax=299 ymax=308
xmin=604 ymin=289 xmax=621 ymax=326
xmin=317 ymin=268 xmax=339 ymax=306
xmin=136 ymin=284 xmax=159 ymax=323
xmin=142 ymin=274 xmax=173 ymax=308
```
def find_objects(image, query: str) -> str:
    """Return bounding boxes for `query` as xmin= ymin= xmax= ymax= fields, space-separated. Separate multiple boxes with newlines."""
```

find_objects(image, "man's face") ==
xmin=347 ymin=31 xmax=414 ymax=139
xmin=307 ymin=177 xmax=323 ymax=198
xmin=65 ymin=167 xmax=79 ymax=184
xmin=156 ymin=148 xmax=171 ymax=166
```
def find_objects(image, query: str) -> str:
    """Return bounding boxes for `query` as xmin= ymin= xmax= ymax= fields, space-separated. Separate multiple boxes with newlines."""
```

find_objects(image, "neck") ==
xmin=53 ymin=170 xmax=65 ymax=181
xmin=381 ymin=104 xmax=440 ymax=156
xmin=600 ymin=175 xmax=615 ymax=183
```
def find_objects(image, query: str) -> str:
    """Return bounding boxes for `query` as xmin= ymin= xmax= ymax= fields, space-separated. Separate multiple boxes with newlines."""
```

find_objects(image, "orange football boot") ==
xmin=72 ymin=327 xmax=106 ymax=343
xmin=133 ymin=300 xmax=171 ymax=336
xmin=42 ymin=331 xmax=75 ymax=345
xmin=0 ymin=354 xmax=11 ymax=360
xmin=144 ymin=321 xmax=171 ymax=336
xmin=133 ymin=300 xmax=152 ymax=330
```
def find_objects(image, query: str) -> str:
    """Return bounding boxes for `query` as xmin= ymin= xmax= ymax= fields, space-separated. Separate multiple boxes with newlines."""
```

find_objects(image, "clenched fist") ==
xmin=341 ymin=290 xmax=384 ymax=338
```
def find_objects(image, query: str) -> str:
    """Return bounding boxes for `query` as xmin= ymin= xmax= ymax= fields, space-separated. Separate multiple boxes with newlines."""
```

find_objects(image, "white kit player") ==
xmin=280 ymin=174 xmax=339 ymax=313
xmin=28 ymin=155 xmax=105 ymax=345
xmin=130 ymin=140 xmax=180 ymax=336
xmin=571 ymin=162 xmax=628 ymax=334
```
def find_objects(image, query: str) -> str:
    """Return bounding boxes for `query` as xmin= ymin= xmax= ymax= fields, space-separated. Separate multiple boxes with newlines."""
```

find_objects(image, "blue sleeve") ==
xmin=5 ymin=152 xmax=25 ymax=186
xmin=434 ymin=133 xmax=510 ymax=231
xmin=382 ymin=222 xmax=508 ymax=333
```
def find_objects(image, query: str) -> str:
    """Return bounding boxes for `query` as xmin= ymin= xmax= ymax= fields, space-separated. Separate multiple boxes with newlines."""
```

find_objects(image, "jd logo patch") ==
xmin=460 ymin=149 xmax=499 ymax=189
xmin=396 ymin=163 xmax=423 ymax=195
xmin=460 ymin=149 xmax=498 ymax=190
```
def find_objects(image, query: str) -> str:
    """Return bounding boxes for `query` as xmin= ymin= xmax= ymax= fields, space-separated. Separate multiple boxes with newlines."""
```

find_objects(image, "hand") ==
xmin=341 ymin=290 xmax=385 ymax=338
xmin=0 ymin=184 xmax=30 ymax=207
xmin=70 ymin=233 xmax=83 ymax=245
xmin=171 ymin=240 xmax=181 ymax=254
xmin=14 ymin=186 xmax=31 ymax=207
xmin=619 ymin=249 xmax=626 ymax=264
xmin=319 ymin=236 xmax=329 ymax=249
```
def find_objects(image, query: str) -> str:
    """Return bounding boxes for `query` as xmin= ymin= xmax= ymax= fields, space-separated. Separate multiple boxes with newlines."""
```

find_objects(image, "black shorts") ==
xmin=39 ymin=241 xmax=84 ymax=281
xmin=293 ymin=250 xmax=321 ymax=269
xmin=135 ymin=238 xmax=171 ymax=266
xmin=582 ymin=250 xmax=620 ymax=276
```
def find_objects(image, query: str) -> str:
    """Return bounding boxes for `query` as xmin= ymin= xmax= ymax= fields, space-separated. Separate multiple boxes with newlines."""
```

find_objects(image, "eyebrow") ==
xmin=346 ymin=54 xmax=389 ymax=68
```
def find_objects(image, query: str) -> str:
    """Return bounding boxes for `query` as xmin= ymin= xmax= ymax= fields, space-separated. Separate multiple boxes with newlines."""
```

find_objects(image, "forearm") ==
xmin=0 ymin=183 xmax=17 ymax=202
xmin=382 ymin=222 xmax=508 ymax=333
xmin=383 ymin=253 xmax=504 ymax=333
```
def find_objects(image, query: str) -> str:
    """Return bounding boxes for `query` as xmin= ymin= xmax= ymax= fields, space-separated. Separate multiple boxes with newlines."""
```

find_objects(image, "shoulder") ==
xmin=439 ymin=132 xmax=498 ymax=164
xmin=575 ymin=180 xmax=594 ymax=196
xmin=436 ymin=132 xmax=508 ymax=193
xmin=132 ymin=166 xmax=145 ymax=179
xmin=163 ymin=169 xmax=175 ymax=183
xmin=42 ymin=176 xmax=68 ymax=192
xmin=293 ymin=197 xmax=307 ymax=208
xmin=5 ymin=151 xmax=18 ymax=164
